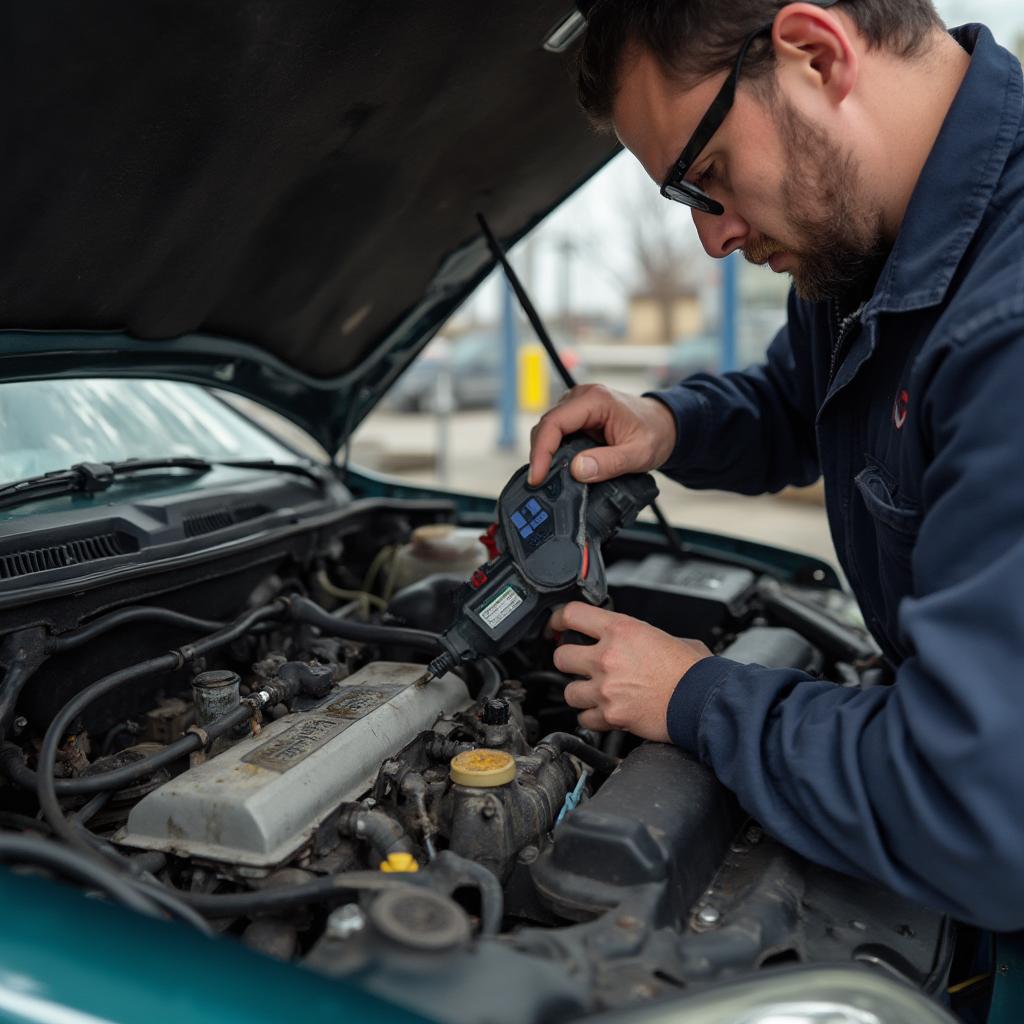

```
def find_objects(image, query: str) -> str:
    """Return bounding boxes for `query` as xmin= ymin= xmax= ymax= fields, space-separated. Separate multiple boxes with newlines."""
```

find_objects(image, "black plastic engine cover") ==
xmin=607 ymin=556 xmax=757 ymax=643
xmin=531 ymin=743 xmax=743 ymax=921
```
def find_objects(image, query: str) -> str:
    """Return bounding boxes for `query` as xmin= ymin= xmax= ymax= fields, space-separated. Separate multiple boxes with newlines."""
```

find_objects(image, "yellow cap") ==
xmin=380 ymin=852 xmax=419 ymax=873
xmin=449 ymin=749 xmax=516 ymax=788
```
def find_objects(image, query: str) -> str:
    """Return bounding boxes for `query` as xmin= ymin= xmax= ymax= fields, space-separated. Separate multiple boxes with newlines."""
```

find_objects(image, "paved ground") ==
xmin=351 ymin=409 xmax=838 ymax=567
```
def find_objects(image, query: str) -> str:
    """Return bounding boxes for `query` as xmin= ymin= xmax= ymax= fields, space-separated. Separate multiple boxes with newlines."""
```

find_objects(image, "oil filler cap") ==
xmin=369 ymin=888 xmax=472 ymax=952
xmin=450 ymin=749 xmax=516 ymax=788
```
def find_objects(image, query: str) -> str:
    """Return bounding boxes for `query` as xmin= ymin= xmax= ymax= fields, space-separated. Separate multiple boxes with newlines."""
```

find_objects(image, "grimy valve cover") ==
xmin=114 ymin=663 xmax=469 ymax=867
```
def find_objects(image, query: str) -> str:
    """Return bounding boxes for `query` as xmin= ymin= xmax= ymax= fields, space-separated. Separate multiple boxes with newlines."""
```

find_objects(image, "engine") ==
xmin=0 ymin=509 xmax=954 ymax=1023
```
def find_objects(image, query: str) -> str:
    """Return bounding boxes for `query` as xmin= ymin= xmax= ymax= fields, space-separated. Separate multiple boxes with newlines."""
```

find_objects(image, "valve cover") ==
xmin=114 ymin=663 xmax=469 ymax=867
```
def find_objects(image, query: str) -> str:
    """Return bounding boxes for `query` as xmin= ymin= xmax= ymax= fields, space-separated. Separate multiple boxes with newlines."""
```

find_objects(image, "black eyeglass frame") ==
xmin=659 ymin=0 xmax=841 ymax=215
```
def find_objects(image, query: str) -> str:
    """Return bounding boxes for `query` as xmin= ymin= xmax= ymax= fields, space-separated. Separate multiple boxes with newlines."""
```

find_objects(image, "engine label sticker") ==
xmin=321 ymin=684 xmax=404 ymax=720
xmin=479 ymin=585 xmax=523 ymax=630
xmin=241 ymin=683 xmax=410 ymax=772
xmin=242 ymin=718 xmax=344 ymax=772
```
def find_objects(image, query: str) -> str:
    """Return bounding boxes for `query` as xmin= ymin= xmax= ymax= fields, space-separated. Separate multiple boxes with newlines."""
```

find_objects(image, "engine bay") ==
xmin=0 ymin=499 xmax=952 ymax=1023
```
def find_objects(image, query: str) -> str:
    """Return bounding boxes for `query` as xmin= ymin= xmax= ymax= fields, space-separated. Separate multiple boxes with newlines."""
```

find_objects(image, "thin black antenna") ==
xmin=476 ymin=212 xmax=687 ymax=560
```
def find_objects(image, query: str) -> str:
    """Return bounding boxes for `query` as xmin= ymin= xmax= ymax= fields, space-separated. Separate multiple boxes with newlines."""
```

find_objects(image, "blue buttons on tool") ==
xmin=512 ymin=497 xmax=552 ymax=549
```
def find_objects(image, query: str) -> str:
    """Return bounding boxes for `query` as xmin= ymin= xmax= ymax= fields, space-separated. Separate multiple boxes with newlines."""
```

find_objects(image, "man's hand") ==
xmin=529 ymin=384 xmax=678 ymax=486
xmin=550 ymin=603 xmax=712 ymax=742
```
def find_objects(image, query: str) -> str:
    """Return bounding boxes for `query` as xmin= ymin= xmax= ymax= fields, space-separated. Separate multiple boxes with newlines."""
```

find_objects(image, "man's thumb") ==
xmin=571 ymin=446 xmax=632 ymax=483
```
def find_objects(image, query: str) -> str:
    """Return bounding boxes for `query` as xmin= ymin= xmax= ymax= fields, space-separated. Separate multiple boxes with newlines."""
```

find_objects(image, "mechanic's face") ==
xmin=613 ymin=48 xmax=888 ymax=302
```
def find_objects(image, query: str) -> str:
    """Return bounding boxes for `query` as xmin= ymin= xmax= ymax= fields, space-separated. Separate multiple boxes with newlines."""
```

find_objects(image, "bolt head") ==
xmin=327 ymin=903 xmax=366 ymax=940
xmin=697 ymin=906 xmax=721 ymax=926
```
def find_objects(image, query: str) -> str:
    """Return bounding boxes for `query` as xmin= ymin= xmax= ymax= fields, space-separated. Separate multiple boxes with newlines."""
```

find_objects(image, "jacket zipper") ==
xmin=828 ymin=301 xmax=867 ymax=388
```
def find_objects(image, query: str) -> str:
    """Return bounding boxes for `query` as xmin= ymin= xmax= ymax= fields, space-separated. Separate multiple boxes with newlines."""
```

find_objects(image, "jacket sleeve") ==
xmin=647 ymin=289 xmax=822 ymax=495
xmin=666 ymin=313 xmax=1024 ymax=929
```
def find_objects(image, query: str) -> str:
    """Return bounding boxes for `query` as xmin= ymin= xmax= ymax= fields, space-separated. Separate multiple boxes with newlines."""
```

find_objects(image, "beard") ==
xmin=744 ymin=98 xmax=889 ymax=304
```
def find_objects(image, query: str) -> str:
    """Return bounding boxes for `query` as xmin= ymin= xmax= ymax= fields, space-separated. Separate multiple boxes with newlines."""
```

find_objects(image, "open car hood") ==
xmin=1 ymin=1 xmax=615 ymax=454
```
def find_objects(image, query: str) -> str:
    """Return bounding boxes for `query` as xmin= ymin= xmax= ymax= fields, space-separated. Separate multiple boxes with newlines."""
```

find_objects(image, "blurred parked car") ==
xmin=384 ymin=329 xmax=583 ymax=413
xmin=649 ymin=335 xmax=721 ymax=390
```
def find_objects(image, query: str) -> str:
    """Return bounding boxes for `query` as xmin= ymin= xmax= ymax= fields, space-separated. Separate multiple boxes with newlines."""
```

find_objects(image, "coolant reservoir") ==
xmin=391 ymin=524 xmax=487 ymax=591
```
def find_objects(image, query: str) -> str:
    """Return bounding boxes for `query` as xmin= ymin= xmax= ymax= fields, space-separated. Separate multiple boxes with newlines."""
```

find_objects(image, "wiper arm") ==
xmin=0 ymin=457 xmax=325 ymax=512
xmin=214 ymin=459 xmax=327 ymax=487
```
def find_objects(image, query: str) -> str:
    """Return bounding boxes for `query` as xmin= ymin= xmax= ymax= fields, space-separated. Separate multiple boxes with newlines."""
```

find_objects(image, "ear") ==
xmin=772 ymin=3 xmax=858 ymax=104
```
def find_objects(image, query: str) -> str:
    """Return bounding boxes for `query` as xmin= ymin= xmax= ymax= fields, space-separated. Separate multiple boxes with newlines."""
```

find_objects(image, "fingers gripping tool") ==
xmin=427 ymin=436 xmax=659 ymax=678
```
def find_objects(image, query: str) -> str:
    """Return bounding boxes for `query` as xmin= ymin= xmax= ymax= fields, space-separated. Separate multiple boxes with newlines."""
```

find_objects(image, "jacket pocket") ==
xmin=852 ymin=460 xmax=921 ymax=661
xmin=854 ymin=461 xmax=922 ymax=536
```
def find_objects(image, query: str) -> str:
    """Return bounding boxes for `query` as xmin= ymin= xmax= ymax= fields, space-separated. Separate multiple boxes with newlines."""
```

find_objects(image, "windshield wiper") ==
xmin=0 ymin=457 xmax=326 ymax=512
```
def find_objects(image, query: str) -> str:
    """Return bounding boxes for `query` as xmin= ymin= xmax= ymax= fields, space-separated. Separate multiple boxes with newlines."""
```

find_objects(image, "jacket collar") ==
xmin=867 ymin=25 xmax=1024 ymax=318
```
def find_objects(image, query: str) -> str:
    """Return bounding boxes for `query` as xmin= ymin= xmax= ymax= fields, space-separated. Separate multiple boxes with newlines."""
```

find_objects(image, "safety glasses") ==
xmin=660 ymin=0 xmax=841 ymax=215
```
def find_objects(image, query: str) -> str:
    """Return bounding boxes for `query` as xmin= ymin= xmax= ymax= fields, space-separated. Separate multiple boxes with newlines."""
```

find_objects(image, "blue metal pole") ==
xmin=720 ymin=252 xmax=739 ymax=373
xmin=499 ymin=278 xmax=519 ymax=450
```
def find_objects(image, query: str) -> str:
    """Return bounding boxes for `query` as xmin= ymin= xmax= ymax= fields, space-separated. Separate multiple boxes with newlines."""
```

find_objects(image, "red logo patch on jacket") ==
xmin=893 ymin=389 xmax=910 ymax=431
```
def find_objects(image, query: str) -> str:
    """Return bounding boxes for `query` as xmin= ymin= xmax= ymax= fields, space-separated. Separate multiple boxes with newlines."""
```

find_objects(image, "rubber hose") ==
xmin=337 ymin=806 xmax=415 ymax=866
xmin=0 ymin=608 xmax=227 ymax=741
xmin=537 ymin=732 xmax=621 ymax=778
xmin=429 ymin=851 xmax=503 ymax=936
xmin=286 ymin=595 xmax=441 ymax=653
xmin=143 ymin=872 xmax=415 ymax=917
xmin=50 ymin=607 xmax=226 ymax=653
xmin=3 ymin=701 xmax=253 ymax=798
xmin=473 ymin=659 xmax=504 ymax=702
xmin=36 ymin=602 xmax=284 ymax=854
xmin=0 ymin=834 xmax=163 ymax=918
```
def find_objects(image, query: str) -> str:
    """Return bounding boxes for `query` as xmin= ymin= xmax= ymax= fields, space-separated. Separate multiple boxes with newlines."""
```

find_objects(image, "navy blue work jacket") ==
xmin=652 ymin=25 xmax=1024 ymax=929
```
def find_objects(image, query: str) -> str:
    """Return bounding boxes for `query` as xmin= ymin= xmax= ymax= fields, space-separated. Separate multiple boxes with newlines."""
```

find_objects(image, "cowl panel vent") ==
xmin=183 ymin=505 xmax=271 ymax=538
xmin=0 ymin=532 xmax=138 ymax=580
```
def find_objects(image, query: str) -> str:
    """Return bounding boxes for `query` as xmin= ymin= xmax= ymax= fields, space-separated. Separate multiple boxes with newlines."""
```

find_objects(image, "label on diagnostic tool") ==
xmin=479 ymin=585 xmax=524 ymax=629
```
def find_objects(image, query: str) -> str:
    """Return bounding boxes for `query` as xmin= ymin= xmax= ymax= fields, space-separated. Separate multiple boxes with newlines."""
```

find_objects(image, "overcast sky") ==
xmin=468 ymin=3 xmax=1024 ymax=324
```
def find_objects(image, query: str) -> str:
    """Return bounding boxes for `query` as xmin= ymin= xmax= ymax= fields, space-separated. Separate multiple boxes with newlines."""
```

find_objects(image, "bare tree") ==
xmin=623 ymin=188 xmax=703 ymax=344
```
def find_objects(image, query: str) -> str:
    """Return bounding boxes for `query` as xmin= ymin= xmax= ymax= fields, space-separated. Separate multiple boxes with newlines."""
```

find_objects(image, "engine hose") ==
xmin=2 ymin=701 xmax=254 ymax=798
xmin=49 ymin=607 xmax=226 ymax=653
xmin=428 ymin=851 xmax=503 ymax=936
xmin=473 ymin=658 xmax=504 ymax=702
xmin=70 ymin=790 xmax=111 ymax=826
xmin=143 ymin=872 xmax=416 ymax=917
xmin=36 ymin=601 xmax=286 ymax=856
xmin=285 ymin=595 xmax=442 ymax=654
xmin=0 ymin=608 xmax=232 ymax=742
xmin=426 ymin=736 xmax=475 ymax=763
xmin=536 ymin=732 xmax=621 ymax=779
xmin=0 ymin=833 xmax=164 ymax=919
xmin=336 ymin=805 xmax=415 ymax=867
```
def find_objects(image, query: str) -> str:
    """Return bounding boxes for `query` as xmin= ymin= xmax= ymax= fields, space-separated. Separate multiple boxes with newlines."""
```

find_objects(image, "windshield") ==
xmin=0 ymin=379 xmax=300 ymax=484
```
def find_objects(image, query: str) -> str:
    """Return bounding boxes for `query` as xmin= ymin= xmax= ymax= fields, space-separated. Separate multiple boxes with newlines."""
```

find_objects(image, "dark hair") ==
xmin=577 ymin=0 xmax=944 ymax=128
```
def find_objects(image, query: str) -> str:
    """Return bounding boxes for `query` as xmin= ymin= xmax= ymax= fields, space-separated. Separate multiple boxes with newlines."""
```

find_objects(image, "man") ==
xmin=529 ymin=0 xmax=1024 ymax=929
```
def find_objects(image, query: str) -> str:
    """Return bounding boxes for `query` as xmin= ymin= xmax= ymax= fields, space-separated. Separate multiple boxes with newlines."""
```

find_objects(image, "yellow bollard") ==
xmin=518 ymin=342 xmax=550 ymax=413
